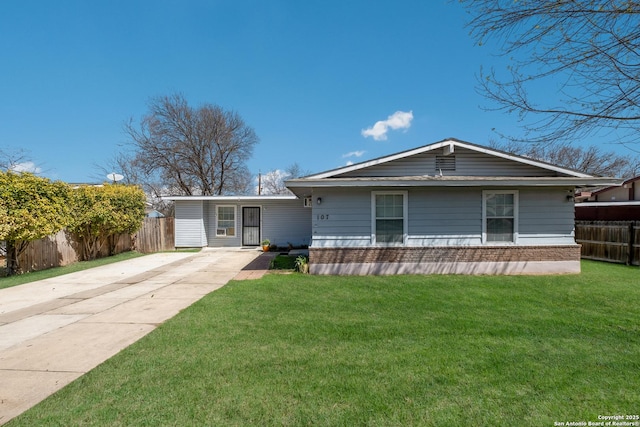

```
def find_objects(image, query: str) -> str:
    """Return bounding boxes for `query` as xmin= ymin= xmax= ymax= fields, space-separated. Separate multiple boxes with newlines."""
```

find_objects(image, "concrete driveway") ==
xmin=0 ymin=248 xmax=265 ymax=425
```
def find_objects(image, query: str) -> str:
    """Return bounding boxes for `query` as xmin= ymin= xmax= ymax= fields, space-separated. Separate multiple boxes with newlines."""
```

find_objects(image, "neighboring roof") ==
xmin=302 ymin=138 xmax=594 ymax=180
xmin=589 ymin=174 xmax=640 ymax=197
xmin=286 ymin=138 xmax=621 ymax=194
xmin=622 ymin=175 xmax=640 ymax=185
xmin=577 ymin=201 xmax=640 ymax=207
xmin=163 ymin=195 xmax=298 ymax=201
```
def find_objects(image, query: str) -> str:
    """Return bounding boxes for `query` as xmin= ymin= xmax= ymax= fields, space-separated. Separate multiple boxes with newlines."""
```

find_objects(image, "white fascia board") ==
xmin=449 ymin=140 xmax=592 ymax=178
xmin=442 ymin=142 xmax=455 ymax=155
xmin=577 ymin=201 xmax=640 ymax=207
xmin=305 ymin=141 xmax=449 ymax=179
xmin=163 ymin=195 xmax=299 ymax=201
xmin=286 ymin=177 xmax=622 ymax=188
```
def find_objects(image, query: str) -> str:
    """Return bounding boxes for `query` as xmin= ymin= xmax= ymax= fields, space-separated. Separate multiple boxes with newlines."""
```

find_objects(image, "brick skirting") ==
xmin=309 ymin=245 xmax=581 ymax=275
xmin=310 ymin=245 xmax=581 ymax=264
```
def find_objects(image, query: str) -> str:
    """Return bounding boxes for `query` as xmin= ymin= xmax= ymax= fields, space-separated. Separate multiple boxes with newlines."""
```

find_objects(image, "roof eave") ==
xmin=163 ymin=195 xmax=299 ymax=201
xmin=448 ymin=140 xmax=592 ymax=178
xmin=286 ymin=177 xmax=622 ymax=188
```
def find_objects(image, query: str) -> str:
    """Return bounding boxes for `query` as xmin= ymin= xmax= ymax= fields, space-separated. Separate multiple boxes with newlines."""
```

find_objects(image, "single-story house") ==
xmin=167 ymin=138 xmax=620 ymax=275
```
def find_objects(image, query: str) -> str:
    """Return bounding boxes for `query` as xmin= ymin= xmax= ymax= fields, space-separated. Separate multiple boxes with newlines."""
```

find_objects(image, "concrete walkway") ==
xmin=0 ymin=248 xmax=268 ymax=425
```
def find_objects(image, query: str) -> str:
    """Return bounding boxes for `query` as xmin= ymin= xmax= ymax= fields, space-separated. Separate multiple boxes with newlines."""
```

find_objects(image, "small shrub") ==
xmin=294 ymin=255 xmax=309 ymax=274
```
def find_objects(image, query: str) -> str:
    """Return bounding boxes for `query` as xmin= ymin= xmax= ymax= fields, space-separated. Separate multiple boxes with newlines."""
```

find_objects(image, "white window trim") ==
xmin=371 ymin=191 xmax=408 ymax=246
xmin=482 ymin=190 xmax=518 ymax=244
xmin=216 ymin=205 xmax=237 ymax=238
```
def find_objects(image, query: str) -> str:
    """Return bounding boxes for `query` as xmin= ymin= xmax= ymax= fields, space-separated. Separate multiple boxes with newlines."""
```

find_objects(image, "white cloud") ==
xmin=342 ymin=150 xmax=366 ymax=158
xmin=10 ymin=161 xmax=42 ymax=174
xmin=361 ymin=110 xmax=413 ymax=141
xmin=346 ymin=160 xmax=354 ymax=166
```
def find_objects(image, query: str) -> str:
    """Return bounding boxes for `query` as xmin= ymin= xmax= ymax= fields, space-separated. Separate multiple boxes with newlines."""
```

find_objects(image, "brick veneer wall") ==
xmin=310 ymin=245 xmax=581 ymax=265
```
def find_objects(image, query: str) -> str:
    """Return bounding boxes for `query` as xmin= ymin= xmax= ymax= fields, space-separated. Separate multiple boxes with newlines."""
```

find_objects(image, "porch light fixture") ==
xmin=317 ymin=197 xmax=322 ymax=205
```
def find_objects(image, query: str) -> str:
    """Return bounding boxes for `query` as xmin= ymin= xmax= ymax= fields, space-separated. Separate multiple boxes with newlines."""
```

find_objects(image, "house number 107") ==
xmin=317 ymin=214 xmax=329 ymax=220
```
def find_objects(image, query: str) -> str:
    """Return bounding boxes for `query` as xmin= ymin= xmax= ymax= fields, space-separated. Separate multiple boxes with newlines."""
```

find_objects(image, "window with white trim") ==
xmin=372 ymin=191 xmax=407 ymax=244
xmin=483 ymin=191 xmax=518 ymax=243
xmin=216 ymin=205 xmax=236 ymax=237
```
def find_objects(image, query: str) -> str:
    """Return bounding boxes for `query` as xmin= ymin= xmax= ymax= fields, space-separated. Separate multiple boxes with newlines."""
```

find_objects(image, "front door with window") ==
xmin=242 ymin=207 xmax=261 ymax=246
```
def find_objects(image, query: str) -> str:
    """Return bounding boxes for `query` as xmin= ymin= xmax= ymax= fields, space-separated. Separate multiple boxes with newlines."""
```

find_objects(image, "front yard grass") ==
xmin=8 ymin=260 xmax=640 ymax=426
xmin=270 ymin=253 xmax=297 ymax=270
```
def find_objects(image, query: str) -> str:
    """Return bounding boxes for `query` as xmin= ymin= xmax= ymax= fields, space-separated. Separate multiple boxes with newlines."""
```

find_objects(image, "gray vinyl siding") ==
xmin=174 ymin=200 xmax=207 ymax=247
xmin=261 ymin=200 xmax=312 ymax=248
xmin=407 ymin=188 xmax=482 ymax=245
xmin=518 ymin=187 xmax=576 ymax=244
xmin=312 ymin=189 xmax=372 ymax=247
xmin=337 ymin=147 xmax=563 ymax=178
xmin=207 ymin=199 xmax=312 ymax=248
xmin=312 ymin=186 xmax=576 ymax=248
xmin=312 ymin=188 xmax=483 ymax=248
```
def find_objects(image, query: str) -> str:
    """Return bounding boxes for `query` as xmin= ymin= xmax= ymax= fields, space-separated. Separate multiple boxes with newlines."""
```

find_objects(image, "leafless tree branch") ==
xmin=460 ymin=0 xmax=640 ymax=145
xmin=122 ymin=94 xmax=258 ymax=197
xmin=490 ymin=138 xmax=640 ymax=177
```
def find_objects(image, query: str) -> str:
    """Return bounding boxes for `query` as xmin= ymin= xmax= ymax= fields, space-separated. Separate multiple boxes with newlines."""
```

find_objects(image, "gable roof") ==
xmin=286 ymin=138 xmax=621 ymax=195
xmin=306 ymin=138 xmax=591 ymax=179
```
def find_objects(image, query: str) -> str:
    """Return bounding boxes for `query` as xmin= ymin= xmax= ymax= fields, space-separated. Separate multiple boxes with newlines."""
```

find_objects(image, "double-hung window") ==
xmin=372 ymin=191 xmax=407 ymax=244
xmin=216 ymin=206 xmax=236 ymax=237
xmin=483 ymin=191 xmax=518 ymax=243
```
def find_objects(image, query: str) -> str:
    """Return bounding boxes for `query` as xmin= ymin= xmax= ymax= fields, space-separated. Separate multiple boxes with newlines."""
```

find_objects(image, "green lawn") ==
xmin=0 ymin=251 xmax=146 ymax=290
xmin=270 ymin=254 xmax=297 ymax=270
xmin=8 ymin=261 xmax=640 ymax=426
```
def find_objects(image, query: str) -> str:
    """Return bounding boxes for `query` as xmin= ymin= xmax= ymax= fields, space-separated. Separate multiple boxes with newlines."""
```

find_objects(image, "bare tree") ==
xmin=259 ymin=163 xmax=310 ymax=195
xmin=123 ymin=94 xmax=258 ymax=196
xmin=260 ymin=170 xmax=290 ymax=195
xmin=490 ymin=140 xmax=639 ymax=177
xmin=0 ymin=147 xmax=40 ymax=173
xmin=459 ymin=0 xmax=640 ymax=145
xmin=94 ymin=152 xmax=141 ymax=185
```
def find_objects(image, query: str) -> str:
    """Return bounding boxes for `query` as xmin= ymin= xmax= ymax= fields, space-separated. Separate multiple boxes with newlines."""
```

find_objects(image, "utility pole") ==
xmin=258 ymin=172 xmax=262 ymax=195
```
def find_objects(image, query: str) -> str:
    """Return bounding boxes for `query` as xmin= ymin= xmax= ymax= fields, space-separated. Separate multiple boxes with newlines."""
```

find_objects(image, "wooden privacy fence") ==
xmin=12 ymin=217 xmax=175 ymax=273
xmin=575 ymin=221 xmax=640 ymax=266
xmin=134 ymin=217 xmax=175 ymax=253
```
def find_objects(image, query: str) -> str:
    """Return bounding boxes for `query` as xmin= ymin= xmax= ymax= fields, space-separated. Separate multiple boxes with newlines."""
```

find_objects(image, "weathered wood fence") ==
xmin=12 ymin=217 xmax=175 ymax=273
xmin=575 ymin=221 xmax=640 ymax=266
xmin=134 ymin=217 xmax=175 ymax=253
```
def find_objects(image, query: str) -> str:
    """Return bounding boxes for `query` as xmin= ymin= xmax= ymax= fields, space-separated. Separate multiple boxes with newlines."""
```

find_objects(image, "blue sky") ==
xmin=2 ymin=0 xmax=552 ymax=184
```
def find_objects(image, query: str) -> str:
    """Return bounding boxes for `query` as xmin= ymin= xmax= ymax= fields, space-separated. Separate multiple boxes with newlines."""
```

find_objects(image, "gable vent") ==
xmin=435 ymin=155 xmax=456 ymax=172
